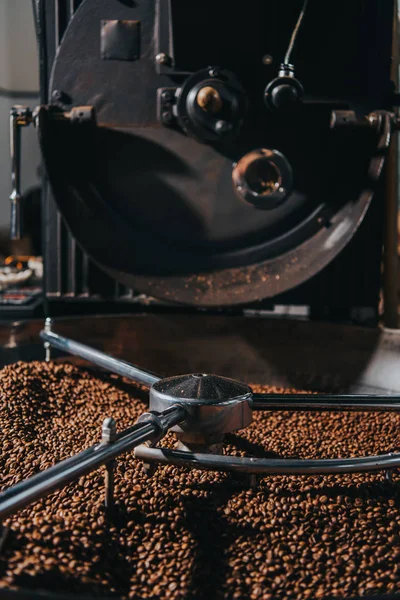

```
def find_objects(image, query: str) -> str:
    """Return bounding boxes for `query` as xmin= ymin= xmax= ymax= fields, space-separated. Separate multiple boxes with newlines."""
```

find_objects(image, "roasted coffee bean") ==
xmin=1 ymin=361 xmax=400 ymax=599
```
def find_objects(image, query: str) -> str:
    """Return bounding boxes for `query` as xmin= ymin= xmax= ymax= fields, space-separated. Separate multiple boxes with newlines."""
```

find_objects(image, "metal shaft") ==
xmin=135 ymin=445 xmax=400 ymax=475
xmin=40 ymin=329 xmax=161 ymax=387
xmin=251 ymin=393 xmax=400 ymax=411
xmin=10 ymin=109 xmax=23 ymax=241
xmin=0 ymin=405 xmax=185 ymax=521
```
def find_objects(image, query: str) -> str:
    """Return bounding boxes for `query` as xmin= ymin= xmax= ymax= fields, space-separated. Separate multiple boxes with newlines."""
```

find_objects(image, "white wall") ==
xmin=0 ymin=0 xmax=40 ymax=232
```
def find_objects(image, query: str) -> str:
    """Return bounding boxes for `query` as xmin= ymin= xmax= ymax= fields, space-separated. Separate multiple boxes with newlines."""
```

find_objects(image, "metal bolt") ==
xmin=215 ymin=120 xmax=232 ymax=134
xmin=51 ymin=90 xmax=63 ymax=102
xmin=161 ymin=110 xmax=174 ymax=126
xmin=262 ymin=54 xmax=273 ymax=66
xmin=209 ymin=68 xmax=220 ymax=78
xmin=161 ymin=89 xmax=174 ymax=101
xmin=156 ymin=53 xmax=170 ymax=66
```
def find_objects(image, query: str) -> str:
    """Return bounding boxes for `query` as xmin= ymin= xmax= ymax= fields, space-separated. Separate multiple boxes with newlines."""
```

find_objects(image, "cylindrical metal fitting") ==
xmin=149 ymin=374 xmax=253 ymax=444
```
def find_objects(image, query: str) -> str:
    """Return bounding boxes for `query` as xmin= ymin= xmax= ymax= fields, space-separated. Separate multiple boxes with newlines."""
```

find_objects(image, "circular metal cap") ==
xmin=150 ymin=374 xmax=253 ymax=437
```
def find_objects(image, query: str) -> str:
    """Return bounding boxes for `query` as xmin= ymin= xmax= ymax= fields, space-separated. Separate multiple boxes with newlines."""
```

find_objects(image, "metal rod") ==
xmin=9 ymin=109 xmax=23 ymax=241
xmin=39 ymin=328 xmax=161 ymax=387
xmin=251 ymin=393 xmax=400 ymax=411
xmin=135 ymin=445 xmax=400 ymax=475
xmin=0 ymin=406 xmax=185 ymax=521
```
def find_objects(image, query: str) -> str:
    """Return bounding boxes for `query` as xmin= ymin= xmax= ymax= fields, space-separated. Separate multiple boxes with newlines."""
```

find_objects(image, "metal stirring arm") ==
xmin=251 ymin=393 xmax=400 ymax=411
xmin=37 ymin=325 xmax=400 ymax=485
xmin=134 ymin=445 xmax=400 ymax=475
xmin=40 ymin=324 xmax=161 ymax=388
xmin=0 ymin=405 xmax=186 ymax=521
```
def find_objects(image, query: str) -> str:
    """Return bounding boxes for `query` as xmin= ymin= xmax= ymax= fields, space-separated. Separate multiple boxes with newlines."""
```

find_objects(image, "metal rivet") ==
xmin=262 ymin=54 xmax=273 ymax=66
xmin=156 ymin=53 xmax=170 ymax=66
xmin=51 ymin=90 xmax=63 ymax=102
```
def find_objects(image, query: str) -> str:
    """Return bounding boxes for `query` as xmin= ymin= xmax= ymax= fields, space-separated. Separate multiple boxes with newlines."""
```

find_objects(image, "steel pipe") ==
xmin=0 ymin=405 xmax=185 ymax=520
xmin=134 ymin=445 xmax=400 ymax=475
xmin=40 ymin=328 xmax=161 ymax=387
xmin=251 ymin=393 xmax=400 ymax=411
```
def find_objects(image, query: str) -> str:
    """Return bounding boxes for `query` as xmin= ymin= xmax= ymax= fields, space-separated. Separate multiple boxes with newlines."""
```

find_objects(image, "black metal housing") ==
xmin=32 ymin=0 xmax=395 ymax=320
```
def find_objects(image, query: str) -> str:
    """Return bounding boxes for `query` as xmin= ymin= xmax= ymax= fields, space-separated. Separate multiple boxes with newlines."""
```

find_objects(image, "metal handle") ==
xmin=9 ymin=106 xmax=33 ymax=241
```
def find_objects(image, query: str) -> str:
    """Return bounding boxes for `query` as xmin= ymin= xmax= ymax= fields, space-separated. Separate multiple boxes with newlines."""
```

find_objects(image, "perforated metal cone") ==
xmin=151 ymin=373 xmax=252 ymax=405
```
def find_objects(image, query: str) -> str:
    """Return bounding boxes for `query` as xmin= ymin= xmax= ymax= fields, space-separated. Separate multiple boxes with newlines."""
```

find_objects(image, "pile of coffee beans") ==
xmin=1 ymin=361 xmax=400 ymax=599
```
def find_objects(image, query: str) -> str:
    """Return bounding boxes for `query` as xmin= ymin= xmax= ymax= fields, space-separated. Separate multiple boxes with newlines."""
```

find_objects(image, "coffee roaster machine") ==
xmin=20 ymin=0 xmax=396 ymax=319
xmin=3 ymin=0 xmax=400 ymax=597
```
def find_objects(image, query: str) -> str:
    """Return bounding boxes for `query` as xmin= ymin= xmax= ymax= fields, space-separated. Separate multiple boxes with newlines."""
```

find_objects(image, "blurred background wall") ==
xmin=0 ymin=0 xmax=39 ymax=235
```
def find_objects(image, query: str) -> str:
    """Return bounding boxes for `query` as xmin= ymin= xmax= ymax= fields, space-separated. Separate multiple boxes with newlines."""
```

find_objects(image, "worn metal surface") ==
xmin=38 ymin=0 xmax=394 ymax=307
xmin=100 ymin=20 xmax=141 ymax=62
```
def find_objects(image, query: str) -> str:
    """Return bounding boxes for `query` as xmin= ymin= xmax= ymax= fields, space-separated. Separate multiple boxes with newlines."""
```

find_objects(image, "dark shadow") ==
xmin=117 ymin=0 xmax=137 ymax=6
xmin=0 ymin=528 xmax=117 ymax=598
xmin=86 ymin=503 xmax=143 ymax=597
xmin=77 ymin=366 xmax=150 ymax=406
xmin=181 ymin=477 xmax=255 ymax=600
xmin=0 ymin=503 xmax=147 ymax=599
xmin=225 ymin=432 xmax=281 ymax=459
xmin=0 ymin=589 xmax=115 ymax=600
xmin=0 ymin=570 xmax=116 ymax=598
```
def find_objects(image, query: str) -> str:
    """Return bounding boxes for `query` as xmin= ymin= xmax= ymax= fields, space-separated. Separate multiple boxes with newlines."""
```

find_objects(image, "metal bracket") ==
xmin=157 ymin=87 xmax=177 ymax=126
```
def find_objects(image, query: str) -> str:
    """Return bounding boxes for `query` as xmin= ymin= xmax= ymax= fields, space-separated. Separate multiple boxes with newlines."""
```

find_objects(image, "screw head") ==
xmin=215 ymin=120 xmax=232 ymax=134
xmin=156 ymin=52 xmax=170 ymax=66
xmin=161 ymin=110 xmax=173 ymax=125
xmin=161 ymin=89 xmax=174 ymax=101
xmin=51 ymin=90 xmax=63 ymax=102
xmin=262 ymin=54 xmax=273 ymax=66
